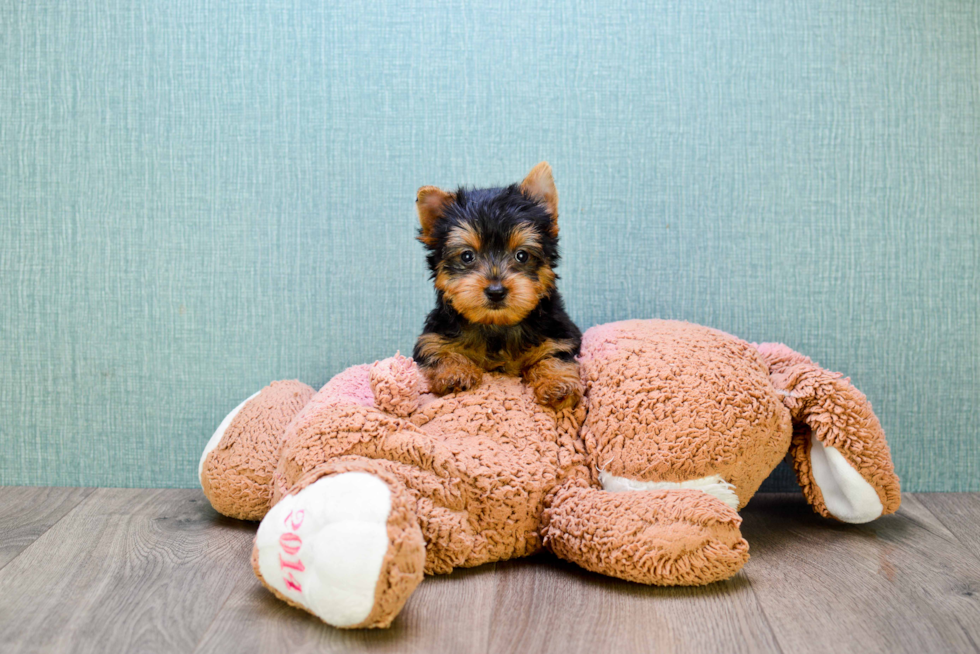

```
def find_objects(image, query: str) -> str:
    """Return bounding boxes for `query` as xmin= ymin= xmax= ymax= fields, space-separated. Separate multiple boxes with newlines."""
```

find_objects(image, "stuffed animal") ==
xmin=199 ymin=319 xmax=900 ymax=629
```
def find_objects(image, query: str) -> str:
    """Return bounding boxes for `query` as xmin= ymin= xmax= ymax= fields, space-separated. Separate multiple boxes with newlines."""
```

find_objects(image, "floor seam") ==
xmin=483 ymin=561 xmax=497 ymax=654
xmin=0 ymin=487 xmax=99 ymax=576
xmin=742 ymin=573 xmax=787 ymax=654
xmin=190 ymin=572 xmax=251 ymax=654
xmin=908 ymin=493 xmax=980 ymax=567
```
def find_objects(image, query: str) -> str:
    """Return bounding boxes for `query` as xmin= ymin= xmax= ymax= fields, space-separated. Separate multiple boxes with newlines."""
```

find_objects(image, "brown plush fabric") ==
xmin=271 ymin=357 xmax=589 ymax=573
xmin=370 ymin=354 xmax=421 ymax=417
xmin=201 ymin=380 xmax=314 ymax=520
xmin=754 ymin=342 xmax=902 ymax=518
xmin=578 ymin=320 xmax=792 ymax=509
xmin=201 ymin=319 xmax=901 ymax=629
xmin=542 ymin=481 xmax=749 ymax=585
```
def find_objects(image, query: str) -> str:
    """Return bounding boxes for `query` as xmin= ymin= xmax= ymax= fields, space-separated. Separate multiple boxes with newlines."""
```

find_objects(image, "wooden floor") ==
xmin=1 ymin=489 xmax=978 ymax=654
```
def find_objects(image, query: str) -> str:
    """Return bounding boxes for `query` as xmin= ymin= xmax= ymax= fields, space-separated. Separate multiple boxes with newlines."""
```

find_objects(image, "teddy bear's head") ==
xmin=577 ymin=319 xmax=792 ymax=510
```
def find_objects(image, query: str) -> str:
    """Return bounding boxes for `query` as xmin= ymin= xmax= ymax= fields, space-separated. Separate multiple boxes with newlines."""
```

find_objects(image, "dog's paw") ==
xmin=525 ymin=360 xmax=583 ymax=410
xmin=426 ymin=356 xmax=484 ymax=395
xmin=532 ymin=375 xmax=583 ymax=410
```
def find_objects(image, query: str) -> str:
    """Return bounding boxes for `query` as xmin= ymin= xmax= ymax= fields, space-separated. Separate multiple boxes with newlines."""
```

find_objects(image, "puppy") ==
xmin=412 ymin=162 xmax=583 ymax=410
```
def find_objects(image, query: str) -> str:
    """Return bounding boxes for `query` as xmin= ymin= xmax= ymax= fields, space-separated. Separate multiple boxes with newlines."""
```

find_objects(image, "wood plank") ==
xmin=915 ymin=493 xmax=980 ymax=564
xmin=2 ymin=489 xmax=978 ymax=653
xmin=0 ymin=488 xmax=256 ymax=654
xmin=194 ymin=561 xmax=497 ymax=654
xmin=487 ymin=552 xmax=781 ymax=654
xmin=740 ymin=493 xmax=980 ymax=654
xmin=0 ymin=486 xmax=94 ymax=570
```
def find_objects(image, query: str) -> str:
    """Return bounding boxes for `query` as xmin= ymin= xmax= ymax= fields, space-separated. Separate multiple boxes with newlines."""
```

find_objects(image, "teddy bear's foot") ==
xmin=200 ymin=380 xmax=315 ymax=521
xmin=252 ymin=471 xmax=425 ymax=629
xmin=199 ymin=391 xmax=261 ymax=479
xmin=543 ymin=484 xmax=749 ymax=585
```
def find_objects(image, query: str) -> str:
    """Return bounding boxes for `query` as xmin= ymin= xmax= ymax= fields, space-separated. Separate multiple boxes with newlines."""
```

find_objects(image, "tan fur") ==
xmin=523 ymin=356 xmax=583 ymax=410
xmin=507 ymin=223 xmax=542 ymax=252
xmin=435 ymin=268 xmax=555 ymax=328
xmin=443 ymin=222 xmax=482 ymax=253
xmin=423 ymin=349 xmax=484 ymax=395
xmin=433 ymin=221 xmax=556 ymax=327
xmin=443 ymin=271 xmax=540 ymax=326
xmin=520 ymin=161 xmax=559 ymax=235
xmin=416 ymin=186 xmax=454 ymax=246
xmin=202 ymin=321 xmax=901 ymax=630
xmin=418 ymin=331 xmax=577 ymax=379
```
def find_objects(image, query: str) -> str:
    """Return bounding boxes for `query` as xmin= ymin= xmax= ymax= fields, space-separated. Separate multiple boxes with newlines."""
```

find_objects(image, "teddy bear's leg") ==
xmin=252 ymin=460 xmax=426 ymax=629
xmin=200 ymin=380 xmax=316 ymax=521
xmin=754 ymin=343 xmax=901 ymax=523
xmin=542 ymin=482 xmax=749 ymax=585
xmin=348 ymin=458 xmax=481 ymax=574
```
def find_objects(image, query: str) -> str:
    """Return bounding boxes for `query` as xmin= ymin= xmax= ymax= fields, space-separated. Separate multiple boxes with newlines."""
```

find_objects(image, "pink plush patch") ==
xmin=371 ymin=354 xmax=421 ymax=417
xmin=579 ymin=322 xmax=621 ymax=364
xmin=317 ymin=364 xmax=376 ymax=407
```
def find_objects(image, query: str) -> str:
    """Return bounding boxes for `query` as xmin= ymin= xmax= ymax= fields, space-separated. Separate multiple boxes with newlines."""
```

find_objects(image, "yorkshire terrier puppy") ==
xmin=412 ymin=162 xmax=583 ymax=410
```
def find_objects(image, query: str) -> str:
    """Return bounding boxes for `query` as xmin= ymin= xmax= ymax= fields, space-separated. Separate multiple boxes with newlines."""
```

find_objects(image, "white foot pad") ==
xmin=599 ymin=471 xmax=740 ymax=510
xmin=255 ymin=472 xmax=392 ymax=627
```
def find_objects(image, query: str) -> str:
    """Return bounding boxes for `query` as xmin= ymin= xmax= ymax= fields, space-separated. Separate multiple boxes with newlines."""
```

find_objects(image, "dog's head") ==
xmin=416 ymin=162 xmax=561 ymax=326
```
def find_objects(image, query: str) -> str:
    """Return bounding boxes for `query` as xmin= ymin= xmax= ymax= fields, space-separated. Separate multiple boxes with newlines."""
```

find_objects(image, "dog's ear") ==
xmin=520 ymin=162 xmax=559 ymax=236
xmin=416 ymin=186 xmax=454 ymax=246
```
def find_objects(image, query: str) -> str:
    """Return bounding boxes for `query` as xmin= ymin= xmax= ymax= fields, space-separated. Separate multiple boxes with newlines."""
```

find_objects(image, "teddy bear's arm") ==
xmin=754 ymin=343 xmax=902 ymax=524
xmin=541 ymin=481 xmax=749 ymax=585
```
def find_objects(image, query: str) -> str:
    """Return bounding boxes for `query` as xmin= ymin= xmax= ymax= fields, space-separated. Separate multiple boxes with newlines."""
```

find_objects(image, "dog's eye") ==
xmin=515 ymin=250 xmax=529 ymax=264
xmin=460 ymin=250 xmax=475 ymax=264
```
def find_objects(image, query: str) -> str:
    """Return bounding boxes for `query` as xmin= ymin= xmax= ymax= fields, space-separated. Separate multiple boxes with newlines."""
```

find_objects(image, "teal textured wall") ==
xmin=1 ymin=1 xmax=977 ymax=490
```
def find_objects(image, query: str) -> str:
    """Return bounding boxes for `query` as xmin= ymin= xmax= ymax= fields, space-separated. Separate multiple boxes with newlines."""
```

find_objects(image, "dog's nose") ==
xmin=484 ymin=283 xmax=508 ymax=303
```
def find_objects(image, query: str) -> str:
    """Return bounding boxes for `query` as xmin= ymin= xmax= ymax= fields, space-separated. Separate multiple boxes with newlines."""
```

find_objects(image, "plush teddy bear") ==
xmin=199 ymin=319 xmax=900 ymax=629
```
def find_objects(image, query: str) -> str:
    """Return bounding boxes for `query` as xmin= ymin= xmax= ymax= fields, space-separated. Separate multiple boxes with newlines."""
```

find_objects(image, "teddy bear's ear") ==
xmin=520 ymin=162 xmax=559 ymax=237
xmin=754 ymin=342 xmax=901 ymax=524
xmin=802 ymin=431 xmax=887 ymax=523
xmin=416 ymin=186 xmax=454 ymax=246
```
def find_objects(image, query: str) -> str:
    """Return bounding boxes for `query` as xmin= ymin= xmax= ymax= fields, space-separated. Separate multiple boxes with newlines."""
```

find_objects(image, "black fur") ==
xmin=421 ymin=185 xmax=560 ymax=275
xmin=413 ymin=183 xmax=581 ymax=371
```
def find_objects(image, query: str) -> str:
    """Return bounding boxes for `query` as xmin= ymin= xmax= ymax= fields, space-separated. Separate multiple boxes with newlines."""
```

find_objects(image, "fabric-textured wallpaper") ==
xmin=1 ymin=0 xmax=977 ymax=490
